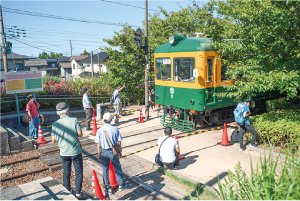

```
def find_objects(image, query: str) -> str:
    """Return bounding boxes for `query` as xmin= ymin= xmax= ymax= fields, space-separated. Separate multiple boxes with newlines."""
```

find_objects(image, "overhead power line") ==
xmin=101 ymin=0 xmax=159 ymax=12
xmin=2 ymin=7 xmax=138 ymax=27
xmin=12 ymin=38 xmax=65 ymax=53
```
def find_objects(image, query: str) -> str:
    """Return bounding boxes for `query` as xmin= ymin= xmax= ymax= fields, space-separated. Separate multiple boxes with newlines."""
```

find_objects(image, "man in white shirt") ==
xmin=82 ymin=88 xmax=94 ymax=131
xmin=112 ymin=83 xmax=125 ymax=125
xmin=157 ymin=127 xmax=180 ymax=169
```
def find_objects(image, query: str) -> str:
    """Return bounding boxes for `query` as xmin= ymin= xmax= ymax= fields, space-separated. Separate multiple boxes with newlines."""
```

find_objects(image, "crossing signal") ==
xmin=134 ymin=28 xmax=143 ymax=48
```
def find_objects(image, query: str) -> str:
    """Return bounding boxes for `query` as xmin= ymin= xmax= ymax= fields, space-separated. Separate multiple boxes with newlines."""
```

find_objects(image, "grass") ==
xmin=156 ymin=168 xmax=219 ymax=200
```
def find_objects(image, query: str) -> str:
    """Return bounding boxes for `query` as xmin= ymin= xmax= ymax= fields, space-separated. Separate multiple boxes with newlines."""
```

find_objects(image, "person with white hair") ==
xmin=95 ymin=112 xmax=129 ymax=198
xmin=51 ymin=102 xmax=87 ymax=200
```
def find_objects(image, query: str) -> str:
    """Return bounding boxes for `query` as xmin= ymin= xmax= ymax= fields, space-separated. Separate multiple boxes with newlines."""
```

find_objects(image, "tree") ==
xmin=80 ymin=49 xmax=90 ymax=55
xmin=205 ymin=0 xmax=300 ymax=100
xmin=38 ymin=52 xmax=65 ymax=59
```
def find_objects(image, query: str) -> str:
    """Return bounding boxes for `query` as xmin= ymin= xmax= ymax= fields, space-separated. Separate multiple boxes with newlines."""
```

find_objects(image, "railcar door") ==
xmin=205 ymin=57 xmax=216 ymax=106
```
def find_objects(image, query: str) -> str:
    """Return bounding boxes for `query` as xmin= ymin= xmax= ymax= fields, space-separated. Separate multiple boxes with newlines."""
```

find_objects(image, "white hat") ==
xmin=103 ymin=113 xmax=113 ymax=122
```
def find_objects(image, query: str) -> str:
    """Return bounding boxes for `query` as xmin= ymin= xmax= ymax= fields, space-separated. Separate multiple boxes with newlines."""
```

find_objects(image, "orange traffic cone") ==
xmin=108 ymin=161 xmax=118 ymax=188
xmin=37 ymin=124 xmax=48 ymax=145
xmin=217 ymin=123 xmax=232 ymax=146
xmin=136 ymin=107 xmax=146 ymax=123
xmin=175 ymin=134 xmax=185 ymax=160
xmin=90 ymin=109 xmax=98 ymax=136
xmin=92 ymin=169 xmax=105 ymax=200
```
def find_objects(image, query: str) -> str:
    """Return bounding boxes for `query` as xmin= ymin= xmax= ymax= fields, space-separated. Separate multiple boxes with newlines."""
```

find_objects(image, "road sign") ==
xmin=4 ymin=71 xmax=43 ymax=94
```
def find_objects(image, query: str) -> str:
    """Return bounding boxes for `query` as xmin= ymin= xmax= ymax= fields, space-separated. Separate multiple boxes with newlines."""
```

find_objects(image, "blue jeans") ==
xmin=60 ymin=153 xmax=83 ymax=194
xmin=29 ymin=116 xmax=40 ymax=139
xmin=101 ymin=149 xmax=124 ymax=188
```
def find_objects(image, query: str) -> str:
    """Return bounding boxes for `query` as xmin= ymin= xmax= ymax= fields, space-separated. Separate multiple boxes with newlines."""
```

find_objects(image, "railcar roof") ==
xmin=154 ymin=37 xmax=213 ymax=53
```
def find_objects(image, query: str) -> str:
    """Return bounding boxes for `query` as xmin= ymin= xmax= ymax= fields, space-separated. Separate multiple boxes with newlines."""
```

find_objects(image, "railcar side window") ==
xmin=156 ymin=58 xmax=171 ymax=81
xmin=173 ymin=58 xmax=195 ymax=82
xmin=221 ymin=57 xmax=230 ymax=81
xmin=207 ymin=58 xmax=213 ymax=82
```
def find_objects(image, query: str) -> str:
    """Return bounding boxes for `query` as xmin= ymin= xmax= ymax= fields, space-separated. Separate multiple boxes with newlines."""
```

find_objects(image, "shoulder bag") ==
xmin=103 ymin=127 xmax=122 ymax=156
xmin=155 ymin=137 xmax=169 ymax=166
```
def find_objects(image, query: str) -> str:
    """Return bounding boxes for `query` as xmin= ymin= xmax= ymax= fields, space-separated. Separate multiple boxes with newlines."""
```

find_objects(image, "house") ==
xmin=57 ymin=57 xmax=71 ymax=79
xmin=45 ymin=58 xmax=59 ymax=76
xmin=81 ymin=52 xmax=109 ymax=75
xmin=0 ymin=52 xmax=30 ymax=72
xmin=24 ymin=59 xmax=47 ymax=77
xmin=70 ymin=55 xmax=89 ymax=78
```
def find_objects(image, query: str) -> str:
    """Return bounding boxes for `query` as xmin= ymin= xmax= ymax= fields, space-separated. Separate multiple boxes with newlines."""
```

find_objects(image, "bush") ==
xmin=216 ymin=150 xmax=300 ymax=200
xmin=249 ymin=106 xmax=300 ymax=153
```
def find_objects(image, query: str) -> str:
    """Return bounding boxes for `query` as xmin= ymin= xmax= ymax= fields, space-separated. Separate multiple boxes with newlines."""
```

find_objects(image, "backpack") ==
xmin=230 ymin=128 xmax=239 ymax=144
xmin=234 ymin=103 xmax=245 ymax=125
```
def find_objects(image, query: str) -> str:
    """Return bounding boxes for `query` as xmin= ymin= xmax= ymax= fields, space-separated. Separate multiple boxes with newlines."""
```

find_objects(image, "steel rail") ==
xmin=0 ymin=156 xmax=41 ymax=167
xmin=0 ymin=167 xmax=49 ymax=182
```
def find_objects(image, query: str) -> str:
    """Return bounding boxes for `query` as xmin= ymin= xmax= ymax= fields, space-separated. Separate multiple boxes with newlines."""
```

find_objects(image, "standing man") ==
xmin=237 ymin=99 xmax=259 ymax=152
xmin=26 ymin=94 xmax=40 ymax=139
xmin=157 ymin=127 xmax=180 ymax=169
xmin=51 ymin=102 xmax=87 ymax=200
xmin=112 ymin=83 xmax=125 ymax=125
xmin=82 ymin=88 xmax=94 ymax=131
xmin=95 ymin=113 xmax=129 ymax=197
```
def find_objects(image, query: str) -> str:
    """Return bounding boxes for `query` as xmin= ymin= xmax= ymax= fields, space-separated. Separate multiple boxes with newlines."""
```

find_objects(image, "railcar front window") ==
xmin=156 ymin=58 xmax=171 ymax=81
xmin=173 ymin=58 xmax=195 ymax=82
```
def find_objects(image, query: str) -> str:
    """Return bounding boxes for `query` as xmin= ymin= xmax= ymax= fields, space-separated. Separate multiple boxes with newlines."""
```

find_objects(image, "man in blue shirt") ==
xmin=237 ymin=99 xmax=259 ymax=151
xmin=112 ymin=83 xmax=125 ymax=125
xmin=95 ymin=113 xmax=129 ymax=197
xmin=82 ymin=88 xmax=94 ymax=131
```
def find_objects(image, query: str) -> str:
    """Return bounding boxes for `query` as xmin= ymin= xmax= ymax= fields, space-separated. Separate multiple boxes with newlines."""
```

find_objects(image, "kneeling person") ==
xmin=158 ymin=127 xmax=180 ymax=169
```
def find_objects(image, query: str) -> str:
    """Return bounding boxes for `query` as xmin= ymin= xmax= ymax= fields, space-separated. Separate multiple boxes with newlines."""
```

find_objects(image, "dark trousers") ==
xmin=84 ymin=108 xmax=92 ymax=129
xmin=239 ymin=124 xmax=258 ymax=149
xmin=101 ymin=149 xmax=124 ymax=188
xmin=60 ymin=153 xmax=83 ymax=194
xmin=162 ymin=151 xmax=180 ymax=168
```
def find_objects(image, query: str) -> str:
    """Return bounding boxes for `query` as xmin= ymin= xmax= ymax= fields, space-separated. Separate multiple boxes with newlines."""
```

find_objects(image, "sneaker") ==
xmin=104 ymin=194 xmax=110 ymax=200
xmin=75 ymin=193 xmax=88 ymax=200
xmin=86 ymin=128 xmax=92 ymax=131
xmin=239 ymin=148 xmax=245 ymax=152
xmin=119 ymin=184 xmax=130 ymax=191
xmin=163 ymin=165 xmax=168 ymax=169
xmin=34 ymin=136 xmax=38 ymax=139
xmin=173 ymin=164 xmax=180 ymax=169
xmin=249 ymin=144 xmax=258 ymax=148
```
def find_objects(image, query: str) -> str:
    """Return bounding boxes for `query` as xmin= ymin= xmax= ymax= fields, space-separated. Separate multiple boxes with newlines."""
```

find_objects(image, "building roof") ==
xmin=78 ymin=71 xmax=100 ymax=78
xmin=45 ymin=59 xmax=57 ymax=62
xmin=82 ymin=52 xmax=109 ymax=62
xmin=57 ymin=57 xmax=71 ymax=62
xmin=71 ymin=55 xmax=89 ymax=61
xmin=25 ymin=59 xmax=47 ymax=67
xmin=0 ymin=52 xmax=30 ymax=60
xmin=59 ymin=62 xmax=72 ymax=68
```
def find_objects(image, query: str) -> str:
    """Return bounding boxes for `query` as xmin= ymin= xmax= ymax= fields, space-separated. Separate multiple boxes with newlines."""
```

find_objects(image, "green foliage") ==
xmin=265 ymin=97 xmax=299 ymax=112
xmin=216 ymin=150 xmax=300 ymax=200
xmin=80 ymin=49 xmax=90 ymax=55
xmin=206 ymin=1 xmax=300 ymax=101
xmin=249 ymin=107 xmax=300 ymax=153
xmin=38 ymin=52 xmax=64 ymax=59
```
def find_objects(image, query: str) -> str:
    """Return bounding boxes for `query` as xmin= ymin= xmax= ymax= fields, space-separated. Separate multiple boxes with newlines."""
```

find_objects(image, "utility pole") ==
xmin=91 ymin=51 xmax=94 ymax=78
xmin=70 ymin=40 xmax=72 ymax=57
xmin=0 ymin=5 xmax=8 ymax=72
xmin=144 ymin=0 xmax=149 ymax=120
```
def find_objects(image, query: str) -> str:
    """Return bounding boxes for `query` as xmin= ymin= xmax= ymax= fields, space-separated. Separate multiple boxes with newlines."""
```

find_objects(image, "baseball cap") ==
xmin=56 ymin=102 xmax=70 ymax=111
xmin=103 ymin=113 xmax=113 ymax=122
xmin=245 ymin=99 xmax=252 ymax=103
xmin=27 ymin=94 xmax=34 ymax=100
xmin=83 ymin=88 xmax=90 ymax=93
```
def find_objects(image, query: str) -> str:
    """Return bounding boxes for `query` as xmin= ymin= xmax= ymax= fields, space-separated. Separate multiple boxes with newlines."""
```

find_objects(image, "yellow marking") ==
xmin=122 ymin=113 xmax=124 ymax=115
xmin=135 ymin=110 xmax=138 ymax=111
xmin=184 ymin=134 xmax=188 ymax=137
xmin=217 ymin=127 xmax=221 ymax=129
xmin=117 ymin=114 xmax=119 ymax=116
xmin=133 ymin=152 xmax=137 ymax=154
xmin=47 ymin=126 xmax=51 ymax=127
xmin=113 ymin=115 xmax=115 ymax=116
xmin=205 ymin=130 xmax=209 ymax=132
xmin=126 ymin=154 xmax=130 ymax=156
xmin=140 ymin=149 xmax=144 ymax=151
xmin=147 ymin=147 xmax=151 ymax=149
xmin=191 ymin=133 xmax=195 ymax=135
xmin=153 ymin=144 xmax=157 ymax=147
xmin=198 ymin=131 xmax=202 ymax=133
xmin=126 ymin=112 xmax=129 ymax=113
xmin=211 ymin=128 xmax=215 ymax=130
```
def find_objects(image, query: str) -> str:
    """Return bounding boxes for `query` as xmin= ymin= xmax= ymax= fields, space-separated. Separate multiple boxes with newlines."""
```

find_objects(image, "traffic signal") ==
xmin=134 ymin=28 xmax=143 ymax=48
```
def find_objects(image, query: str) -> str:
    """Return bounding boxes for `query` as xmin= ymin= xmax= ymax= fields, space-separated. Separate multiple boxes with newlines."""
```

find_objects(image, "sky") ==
xmin=1 ymin=0 xmax=209 ymax=58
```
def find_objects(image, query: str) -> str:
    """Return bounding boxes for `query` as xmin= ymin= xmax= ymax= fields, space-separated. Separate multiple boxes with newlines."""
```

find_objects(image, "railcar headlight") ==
xmin=169 ymin=36 xmax=174 ymax=44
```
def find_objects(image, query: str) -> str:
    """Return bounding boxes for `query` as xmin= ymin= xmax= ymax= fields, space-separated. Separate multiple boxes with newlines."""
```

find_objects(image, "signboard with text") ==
xmin=4 ymin=71 xmax=43 ymax=94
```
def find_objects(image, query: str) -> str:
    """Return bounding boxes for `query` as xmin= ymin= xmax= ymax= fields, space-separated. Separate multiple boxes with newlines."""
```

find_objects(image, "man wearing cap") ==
xmin=26 ymin=94 xmax=40 ymax=139
xmin=95 ymin=112 xmax=129 ymax=196
xmin=237 ymin=99 xmax=259 ymax=151
xmin=82 ymin=88 xmax=94 ymax=131
xmin=112 ymin=83 xmax=125 ymax=125
xmin=51 ymin=102 xmax=87 ymax=200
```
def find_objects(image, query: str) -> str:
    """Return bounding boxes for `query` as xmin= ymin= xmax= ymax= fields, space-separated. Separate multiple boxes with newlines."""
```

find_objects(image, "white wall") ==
xmin=82 ymin=62 xmax=108 ymax=73
xmin=30 ymin=67 xmax=46 ymax=77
